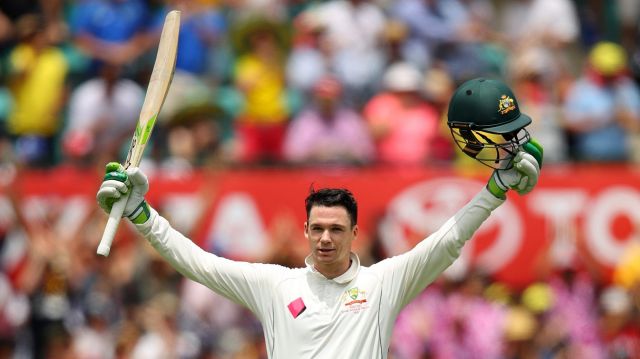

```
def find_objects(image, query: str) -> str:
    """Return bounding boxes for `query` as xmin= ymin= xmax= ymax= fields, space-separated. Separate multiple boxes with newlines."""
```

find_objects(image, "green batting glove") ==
xmin=96 ymin=162 xmax=151 ymax=224
xmin=487 ymin=139 xmax=544 ymax=199
xmin=522 ymin=138 xmax=543 ymax=169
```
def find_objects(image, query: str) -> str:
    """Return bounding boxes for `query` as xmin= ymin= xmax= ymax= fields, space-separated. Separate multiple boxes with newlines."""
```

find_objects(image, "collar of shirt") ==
xmin=304 ymin=252 xmax=361 ymax=284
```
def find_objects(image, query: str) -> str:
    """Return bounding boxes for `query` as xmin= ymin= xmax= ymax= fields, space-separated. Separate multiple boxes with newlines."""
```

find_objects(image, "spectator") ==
xmin=391 ymin=273 xmax=507 ymax=359
xmin=390 ymin=284 xmax=442 ymax=358
xmin=563 ymin=41 xmax=640 ymax=162
xmin=69 ymin=0 xmax=154 ymax=75
xmin=62 ymin=62 xmax=144 ymax=166
xmin=179 ymin=280 xmax=265 ymax=357
xmin=286 ymin=12 xmax=331 ymax=96
xmin=390 ymin=0 xmax=494 ymax=80
xmin=158 ymin=74 xmax=229 ymax=172
xmin=543 ymin=268 xmax=606 ymax=358
xmin=422 ymin=67 xmax=456 ymax=162
xmin=70 ymin=294 xmax=116 ymax=358
xmin=509 ymin=47 xmax=569 ymax=163
xmin=303 ymin=0 xmax=388 ymax=106
xmin=499 ymin=0 xmax=580 ymax=126
xmin=379 ymin=19 xmax=411 ymax=73
xmin=502 ymin=305 xmax=539 ymax=359
xmin=613 ymin=242 xmax=640 ymax=290
xmin=283 ymin=75 xmax=374 ymax=165
xmin=231 ymin=18 xmax=290 ymax=165
xmin=225 ymin=0 xmax=289 ymax=23
xmin=6 ymin=14 xmax=68 ymax=167
xmin=129 ymin=293 xmax=180 ymax=358
xmin=0 ymin=72 xmax=14 ymax=167
xmin=0 ymin=0 xmax=66 ymax=49
xmin=498 ymin=0 xmax=579 ymax=48
xmin=363 ymin=62 xmax=440 ymax=166
xmin=598 ymin=285 xmax=640 ymax=358
xmin=497 ymin=0 xmax=580 ymax=76
xmin=158 ymin=0 xmax=228 ymax=78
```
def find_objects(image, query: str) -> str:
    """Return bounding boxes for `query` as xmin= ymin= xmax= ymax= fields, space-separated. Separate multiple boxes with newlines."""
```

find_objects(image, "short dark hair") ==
xmin=305 ymin=187 xmax=358 ymax=226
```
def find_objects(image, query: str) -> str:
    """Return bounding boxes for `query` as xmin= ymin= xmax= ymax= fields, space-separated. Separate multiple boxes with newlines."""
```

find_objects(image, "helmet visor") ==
xmin=450 ymin=127 xmax=531 ymax=169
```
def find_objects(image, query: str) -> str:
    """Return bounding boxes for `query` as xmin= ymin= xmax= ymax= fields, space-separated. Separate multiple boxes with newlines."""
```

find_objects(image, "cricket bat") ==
xmin=97 ymin=10 xmax=180 ymax=257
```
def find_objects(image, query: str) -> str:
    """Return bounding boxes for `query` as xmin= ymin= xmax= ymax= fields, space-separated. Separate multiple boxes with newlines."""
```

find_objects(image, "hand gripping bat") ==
xmin=97 ymin=10 xmax=180 ymax=257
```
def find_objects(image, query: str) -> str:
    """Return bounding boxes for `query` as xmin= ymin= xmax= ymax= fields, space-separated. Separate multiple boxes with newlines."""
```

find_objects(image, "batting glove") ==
xmin=487 ymin=140 xmax=543 ymax=199
xmin=96 ymin=162 xmax=151 ymax=224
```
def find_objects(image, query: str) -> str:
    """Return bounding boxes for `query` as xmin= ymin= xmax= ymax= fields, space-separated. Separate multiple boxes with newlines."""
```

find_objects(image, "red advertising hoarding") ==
xmin=3 ymin=164 xmax=639 ymax=287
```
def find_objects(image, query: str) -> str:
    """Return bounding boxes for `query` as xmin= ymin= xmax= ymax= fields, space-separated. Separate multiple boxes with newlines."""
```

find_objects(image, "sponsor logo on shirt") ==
xmin=341 ymin=287 xmax=369 ymax=313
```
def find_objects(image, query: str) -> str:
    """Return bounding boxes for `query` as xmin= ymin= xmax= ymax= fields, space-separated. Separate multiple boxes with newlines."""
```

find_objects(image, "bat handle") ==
xmin=97 ymin=192 xmax=130 ymax=257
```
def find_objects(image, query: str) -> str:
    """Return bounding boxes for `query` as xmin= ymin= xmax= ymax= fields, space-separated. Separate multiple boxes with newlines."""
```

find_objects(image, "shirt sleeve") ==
xmin=134 ymin=208 xmax=284 ymax=320
xmin=370 ymin=187 xmax=504 ymax=312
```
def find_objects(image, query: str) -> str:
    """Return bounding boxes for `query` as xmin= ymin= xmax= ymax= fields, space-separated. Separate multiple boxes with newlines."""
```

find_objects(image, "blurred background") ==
xmin=0 ymin=0 xmax=639 ymax=358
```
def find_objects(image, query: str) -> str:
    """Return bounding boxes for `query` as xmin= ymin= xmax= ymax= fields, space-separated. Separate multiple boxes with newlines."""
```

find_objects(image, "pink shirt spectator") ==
xmin=548 ymin=271 xmax=607 ymax=357
xmin=364 ymin=93 xmax=439 ymax=165
xmin=283 ymin=107 xmax=375 ymax=165
xmin=391 ymin=284 xmax=506 ymax=359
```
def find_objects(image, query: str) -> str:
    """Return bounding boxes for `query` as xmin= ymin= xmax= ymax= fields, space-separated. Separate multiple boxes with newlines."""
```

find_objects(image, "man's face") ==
xmin=305 ymin=205 xmax=357 ymax=275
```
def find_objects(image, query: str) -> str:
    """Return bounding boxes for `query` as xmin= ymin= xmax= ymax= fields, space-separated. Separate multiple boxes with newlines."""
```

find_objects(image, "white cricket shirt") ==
xmin=135 ymin=188 xmax=504 ymax=358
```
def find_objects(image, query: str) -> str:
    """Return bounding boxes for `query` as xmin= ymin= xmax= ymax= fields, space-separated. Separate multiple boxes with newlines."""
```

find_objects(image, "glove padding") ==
xmin=97 ymin=162 xmax=149 ymax=218
xmin=487 ymin=151 xmax=540 ymax=199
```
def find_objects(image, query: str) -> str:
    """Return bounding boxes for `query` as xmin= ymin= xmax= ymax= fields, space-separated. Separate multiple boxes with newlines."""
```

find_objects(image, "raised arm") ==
xmin=96 ymin=163 xmax=280 ymax=318
xmin=373 ymin=144 xmax=542 ymax=311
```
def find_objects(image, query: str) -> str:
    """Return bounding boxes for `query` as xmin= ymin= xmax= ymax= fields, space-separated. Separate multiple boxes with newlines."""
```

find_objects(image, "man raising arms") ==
xmin=97 ymin=78 xmax=542 ymax=358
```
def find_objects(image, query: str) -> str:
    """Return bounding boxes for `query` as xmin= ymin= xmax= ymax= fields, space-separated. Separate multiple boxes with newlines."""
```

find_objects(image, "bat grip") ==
xmin=97 ymin=192 xmax=130 ymax=257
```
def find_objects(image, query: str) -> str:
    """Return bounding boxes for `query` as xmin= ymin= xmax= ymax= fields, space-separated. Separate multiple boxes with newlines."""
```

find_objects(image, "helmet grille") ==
xmin=450 ymin=127 xmax=531 ymax=169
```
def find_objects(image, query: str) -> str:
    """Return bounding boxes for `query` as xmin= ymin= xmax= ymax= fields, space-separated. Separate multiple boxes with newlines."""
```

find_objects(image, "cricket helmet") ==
xmin=447 ymin=78 xmax=531 ymax=169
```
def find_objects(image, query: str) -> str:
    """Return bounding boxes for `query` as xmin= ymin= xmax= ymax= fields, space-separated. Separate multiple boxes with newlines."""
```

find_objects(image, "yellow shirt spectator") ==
xmin=8 ymin=44 xmax=68 ymax=136
xmin=234 ymin=53 xmax=288 ymax=125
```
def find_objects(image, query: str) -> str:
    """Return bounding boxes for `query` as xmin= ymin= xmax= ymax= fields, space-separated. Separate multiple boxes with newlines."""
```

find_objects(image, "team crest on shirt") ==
xmin=340 ymin=287 xmax=369 ymax=313
xmin=498 ymin=95 xmax=516 ymax=115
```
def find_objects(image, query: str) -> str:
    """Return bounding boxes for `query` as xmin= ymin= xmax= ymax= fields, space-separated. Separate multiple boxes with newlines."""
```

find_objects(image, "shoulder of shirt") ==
xmin=263 ymin=266 xmax=309 ymax=289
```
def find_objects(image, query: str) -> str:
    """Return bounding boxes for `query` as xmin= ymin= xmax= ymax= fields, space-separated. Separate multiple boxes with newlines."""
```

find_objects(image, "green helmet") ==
xmin=447 ymin=78 xmax=532 ymax=169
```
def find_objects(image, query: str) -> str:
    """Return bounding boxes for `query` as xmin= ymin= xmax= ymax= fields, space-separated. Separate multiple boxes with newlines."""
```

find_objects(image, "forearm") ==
xmin=415 ymin=187 xmax=502 ymax=271
xmin=379 ymin=187 xmax=504 ymax=308
xmin=134 ymin=207 xmax=220 ymax=285
xmin=133 ymin=207 xmax=271 ymax=312
xmin=424 ymin=187 xmax=502 ymax=246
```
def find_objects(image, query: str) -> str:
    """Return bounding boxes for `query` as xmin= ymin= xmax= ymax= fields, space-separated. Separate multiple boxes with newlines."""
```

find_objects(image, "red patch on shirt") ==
xmin=287 ymin=297 xmax=306 ymax=318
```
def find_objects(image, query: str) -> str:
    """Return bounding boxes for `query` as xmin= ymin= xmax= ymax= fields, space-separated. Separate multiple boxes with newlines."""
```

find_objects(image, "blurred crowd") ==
xmin=1 ymin=0 xmax=640 ymax=171
xmin=1 ymin=0 xmax=640 ymax=358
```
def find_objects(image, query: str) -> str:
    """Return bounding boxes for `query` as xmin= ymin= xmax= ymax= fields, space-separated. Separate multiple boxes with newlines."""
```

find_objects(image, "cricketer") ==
xmin=96 ymin=78 xmax=542 ymax=358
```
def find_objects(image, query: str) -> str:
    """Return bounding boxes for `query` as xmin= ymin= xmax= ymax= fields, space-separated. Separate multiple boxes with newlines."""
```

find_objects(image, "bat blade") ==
xmin=97 ymin=10 xmax=180 ymax=257
xmin=125 ymin=10 xmax=180 ymax=169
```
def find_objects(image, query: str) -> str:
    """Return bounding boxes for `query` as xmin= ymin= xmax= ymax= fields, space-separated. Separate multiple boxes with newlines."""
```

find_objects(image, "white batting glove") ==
xmin=97 ymin=162 xmax=151 ymax=224
xmin=487 ymin=151 xmax=540 ymax=199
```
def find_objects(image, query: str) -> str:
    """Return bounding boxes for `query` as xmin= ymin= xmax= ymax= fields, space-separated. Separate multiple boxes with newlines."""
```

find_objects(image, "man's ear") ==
xmin=352 ymin=224 xmax=358 ymax=239
xmin=304 ymin=222 xmax=309 ymax=239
